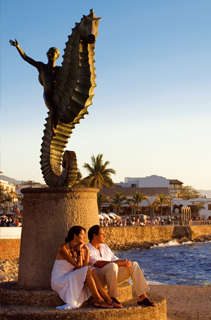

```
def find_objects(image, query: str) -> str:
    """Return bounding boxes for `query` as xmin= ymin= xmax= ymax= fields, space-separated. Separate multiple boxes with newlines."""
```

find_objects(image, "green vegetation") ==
xmin=0 ymin=188 xmax=17 ymax=215
xmin=83 ymin=154 xmax=116 ymax=188
xmin=110 ymin=192 xmax=128 ymax=215
xmin=97 ymin=193 xmax=109 ymax=212
xmin=179 ymin=186 xmax=201 ymax=200
xmin=191 ymin=201 xmax=206 ymax=217
xmin=153 ymin=193 xmax=170 ymax=216
xmin=128 ymin=191 xmax=147 ymax=214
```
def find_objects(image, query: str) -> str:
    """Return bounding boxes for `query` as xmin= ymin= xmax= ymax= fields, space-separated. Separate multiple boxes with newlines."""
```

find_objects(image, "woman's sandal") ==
xmin=95 ymin=301 xmax=113 ymax=309
xmin=109 ymin=298 xmax=123 ymax=308
xmin=108 ymin=300 xmax=123 ymax=308
xmin=137 ymin=297 xmax=156 ymax=307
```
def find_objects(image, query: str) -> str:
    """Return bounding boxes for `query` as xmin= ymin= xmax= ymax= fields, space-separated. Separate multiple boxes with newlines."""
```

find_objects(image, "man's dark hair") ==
xmin=88 ymin=225 xmax=101 ymax=241
xmin=65 ymin=226 xmax=86 ymax=242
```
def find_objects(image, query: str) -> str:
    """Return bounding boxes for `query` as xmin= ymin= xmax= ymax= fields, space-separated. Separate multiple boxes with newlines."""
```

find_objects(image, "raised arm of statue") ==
xmin=9 ymin=39 xmax=41 ymax=70
xmin=9 ymin=10 xmax=101 ymax=188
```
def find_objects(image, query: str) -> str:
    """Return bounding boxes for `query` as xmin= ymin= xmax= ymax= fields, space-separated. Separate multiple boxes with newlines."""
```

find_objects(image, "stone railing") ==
xmin=0 ymin=227 xmax=22 ymax=259
xmin=0 ymin=227 xmax=22 ymax=239
xmin=1 ymin=225 xmax=211 ymax=259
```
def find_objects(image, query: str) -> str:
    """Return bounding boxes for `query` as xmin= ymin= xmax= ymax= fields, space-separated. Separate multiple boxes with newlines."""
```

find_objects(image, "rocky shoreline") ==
xmin=1 ymin=234 xmax=210 ymax=283
xmin=108 ymin=233 xmax=211 ymax=251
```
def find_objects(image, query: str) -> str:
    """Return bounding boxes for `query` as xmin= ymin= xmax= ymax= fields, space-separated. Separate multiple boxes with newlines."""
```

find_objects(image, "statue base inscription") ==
xmin=18 ymin=187 xmax=99 ymax=288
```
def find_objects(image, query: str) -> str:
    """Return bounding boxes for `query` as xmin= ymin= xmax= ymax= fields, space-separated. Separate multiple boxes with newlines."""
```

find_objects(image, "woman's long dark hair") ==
xmin=65 ymin=226 xmax=86 ymax=242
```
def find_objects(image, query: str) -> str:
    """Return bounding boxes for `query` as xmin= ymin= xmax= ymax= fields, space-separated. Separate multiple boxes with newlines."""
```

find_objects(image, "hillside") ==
xmin=198 ymin=190 xmax=211 ymax=198
xmin=0 ymin=175 xmax=23 ymax=185
xmin=1 ymin=175 xmax=210 ymax=197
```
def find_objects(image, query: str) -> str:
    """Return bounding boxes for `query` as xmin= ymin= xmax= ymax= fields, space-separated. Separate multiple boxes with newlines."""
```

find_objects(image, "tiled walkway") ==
xmin=149 ymin=285 xmax=211 ymax=320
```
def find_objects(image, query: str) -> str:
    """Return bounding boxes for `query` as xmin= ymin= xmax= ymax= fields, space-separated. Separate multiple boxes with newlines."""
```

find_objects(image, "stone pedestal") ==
xmin=0 ymin=281 xmax=167 ymax=320
xmin=18 ymin=188 xmax=99 ymax=288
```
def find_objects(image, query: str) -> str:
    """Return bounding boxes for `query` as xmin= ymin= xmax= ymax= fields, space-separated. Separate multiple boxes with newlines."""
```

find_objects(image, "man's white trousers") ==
xmin=97 ymin=262 xmax=149 ymax=298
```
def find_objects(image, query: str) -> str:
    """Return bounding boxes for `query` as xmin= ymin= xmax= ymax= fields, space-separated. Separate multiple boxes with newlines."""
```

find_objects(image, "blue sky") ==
xmin=1 ymin=0 xmax=211 ymax=189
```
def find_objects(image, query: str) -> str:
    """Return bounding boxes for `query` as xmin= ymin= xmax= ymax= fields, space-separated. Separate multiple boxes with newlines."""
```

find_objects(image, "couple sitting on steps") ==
xmin=51 ymin=224 xmax=156 ymax=310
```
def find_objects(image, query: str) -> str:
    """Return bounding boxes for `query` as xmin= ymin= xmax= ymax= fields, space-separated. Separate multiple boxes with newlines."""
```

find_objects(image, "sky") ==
xmin=1 ymin=0 xmax=211 ymax=189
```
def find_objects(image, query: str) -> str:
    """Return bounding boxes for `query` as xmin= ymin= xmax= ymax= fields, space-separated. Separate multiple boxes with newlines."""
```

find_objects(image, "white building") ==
xmin=117 ymin=175 xmax=169 ymax=188
xmin=0 ymin=180 xmax=16 ymax=193
xmin=115 ymin=175 xmax=211 ymax=219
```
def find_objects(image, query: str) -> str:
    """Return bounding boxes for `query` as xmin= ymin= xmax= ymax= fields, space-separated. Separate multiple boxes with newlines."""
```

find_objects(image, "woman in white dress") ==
xmin=51 ymin=226 xmax=121 ymax=310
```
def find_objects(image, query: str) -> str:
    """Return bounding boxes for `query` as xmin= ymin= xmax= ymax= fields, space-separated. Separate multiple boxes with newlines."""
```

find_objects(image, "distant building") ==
xmin=169 ymin=179 xmax=183 ymax=199
xmin=116 ymin=175 xmax=169 ymax=188
xmin=100 ymin=183 xmax=170 ymax=217
xmin=101 ymin=175 xmax=211 ymax=219
xmin=172 ymin=198 xmax=211 ymax=219
xmin=0 ymin=179 xmax=16 ymax=193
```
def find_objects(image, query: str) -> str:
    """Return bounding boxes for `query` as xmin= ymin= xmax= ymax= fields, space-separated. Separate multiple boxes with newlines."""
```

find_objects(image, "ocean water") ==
xmin=114 ymin=241 xmax=211 ymax=286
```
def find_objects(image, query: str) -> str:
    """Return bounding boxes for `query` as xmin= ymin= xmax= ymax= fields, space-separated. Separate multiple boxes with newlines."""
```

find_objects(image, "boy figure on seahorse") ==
xmin=9 ymin=10 xmax=101 ymax=188
xmin=9 ymin=40 xmax=60 ymax=136
xmin=10 ymin=9 xmax=101 ymax=137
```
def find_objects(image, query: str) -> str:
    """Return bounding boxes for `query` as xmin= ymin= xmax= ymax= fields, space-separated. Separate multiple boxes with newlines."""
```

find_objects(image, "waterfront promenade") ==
xmin=149 ymin=284 xmax=211 ymax=320
xmin=1 ymin=260 xmax=211 ymax=319
xmin=1 ymin=226 xmax=211 ymax=319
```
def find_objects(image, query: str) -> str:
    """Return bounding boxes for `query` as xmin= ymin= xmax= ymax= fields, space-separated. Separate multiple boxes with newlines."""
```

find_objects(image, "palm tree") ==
xmin=83 ymin=154 xmax=116 ymax=188
xmin=0 ymin=188 xmax=17 ymax=215
xmin=153 ymin=193 xmax=170 ymax=216
xmin=191 ymin=201 xmax=206 ymax=217
xmin=129 ymin=192 xmax=147 ymax=215
xmin=97 ymin=193 xmax=109 ymax=212
xmin=110 ymin=192 xmax=128 ymax=215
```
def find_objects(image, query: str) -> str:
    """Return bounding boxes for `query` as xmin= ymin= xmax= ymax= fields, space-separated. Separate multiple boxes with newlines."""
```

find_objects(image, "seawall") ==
xmin=1 ymin=225 xmax=211 ymax=259
xmin=104 ymin=225 xmax=211 ymax=250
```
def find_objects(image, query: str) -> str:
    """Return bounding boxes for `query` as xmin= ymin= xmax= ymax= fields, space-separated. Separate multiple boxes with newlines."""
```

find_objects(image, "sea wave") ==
xmin=116 ymin=241 xmax=211 ymax=286
xmin=154 ymin=240 xmax=211 ymax=247
xmin=204 ymin=282 xmax=211 ymax=287
xmin=127 ymin=279 xmax=165 ymax=286
xmin=147 ymin=280 xmax=166 ymax=285
xmin=155 ymin=240 xmax=180 ymax=247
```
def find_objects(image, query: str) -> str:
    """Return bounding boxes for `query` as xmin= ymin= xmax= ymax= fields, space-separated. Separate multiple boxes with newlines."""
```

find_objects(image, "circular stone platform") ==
xmin=0 ymin=281 xmax=167 ymax=320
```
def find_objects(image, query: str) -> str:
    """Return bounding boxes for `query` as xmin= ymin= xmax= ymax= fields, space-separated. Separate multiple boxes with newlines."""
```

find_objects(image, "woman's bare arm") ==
xmin=57 ymin=244 xmax=83 ymax=269
xmin=9 ymin=39 xmax=41 ymax=70
xmin=82 ymin=244 xmax=89 ymax=267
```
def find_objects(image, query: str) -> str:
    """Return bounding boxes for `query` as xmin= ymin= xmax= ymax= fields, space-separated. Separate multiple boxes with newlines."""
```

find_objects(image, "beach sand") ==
xmin=1 ymin=259 xmax=211 ymax=320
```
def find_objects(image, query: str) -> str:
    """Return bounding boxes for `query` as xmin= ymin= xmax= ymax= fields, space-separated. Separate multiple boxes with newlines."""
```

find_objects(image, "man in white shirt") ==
xmin=87 ymin=225 xmax=156 ymax=307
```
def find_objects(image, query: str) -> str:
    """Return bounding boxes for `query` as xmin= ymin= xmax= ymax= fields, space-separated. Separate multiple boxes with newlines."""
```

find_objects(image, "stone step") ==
xmin=0 ymin=281 xmax=132 ymax=307
xmin=1 ymin=292 xmax=166 ymax=320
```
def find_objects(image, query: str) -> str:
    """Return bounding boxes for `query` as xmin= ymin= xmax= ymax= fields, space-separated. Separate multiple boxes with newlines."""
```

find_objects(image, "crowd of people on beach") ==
xmin=100 ymin=216 xmax=210 ymax=227
xmin=1 ymin=216 xmax=209 ymax=228
xmin=0 ymin=217 xmax=21 ymax=227
xmin=100 ymin=216 xmax=171 ymax=227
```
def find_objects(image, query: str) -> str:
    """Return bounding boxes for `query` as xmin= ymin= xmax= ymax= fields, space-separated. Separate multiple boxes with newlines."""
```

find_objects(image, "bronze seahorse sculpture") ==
xmin=10 ymin=10 xmax=101 ymax=187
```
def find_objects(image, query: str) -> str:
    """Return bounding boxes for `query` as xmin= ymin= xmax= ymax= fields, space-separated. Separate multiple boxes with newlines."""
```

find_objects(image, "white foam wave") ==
xmin=127 ymin=279 xmax=165 ymax=286
xmin=154 ymin=240 xmax=209 ymax=247
xmin=147 ymin=280 xmax=166 ymax=285
xmin=181 ymin=241 xmax=193 ymax=245
xmin=156 ymin=240 xmax=180 ymax=247
xmin=204 ymin=282 xmax=211 ymax=287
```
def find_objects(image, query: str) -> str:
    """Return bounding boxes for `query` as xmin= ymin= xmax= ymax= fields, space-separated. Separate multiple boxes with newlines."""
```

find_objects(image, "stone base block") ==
xmin=0 ymin=281 xmax=132 ymax=307
xmin=0 ymin=281 xmax=166 ymax=320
